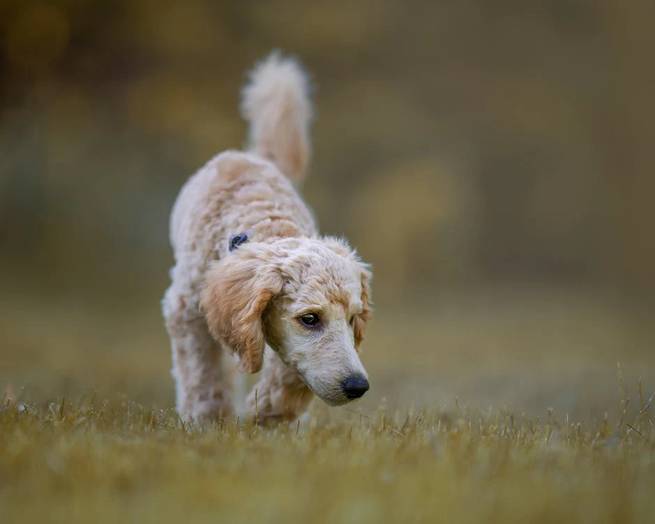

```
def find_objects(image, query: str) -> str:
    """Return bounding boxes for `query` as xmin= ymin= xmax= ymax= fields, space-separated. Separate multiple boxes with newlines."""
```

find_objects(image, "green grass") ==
xmin=2 ymin=395 xmax=654 ymax=524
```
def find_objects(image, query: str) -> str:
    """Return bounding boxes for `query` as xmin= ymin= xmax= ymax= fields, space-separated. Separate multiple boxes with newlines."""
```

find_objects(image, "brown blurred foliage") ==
xmin=1 ymin=0 xmax=654 ymax=304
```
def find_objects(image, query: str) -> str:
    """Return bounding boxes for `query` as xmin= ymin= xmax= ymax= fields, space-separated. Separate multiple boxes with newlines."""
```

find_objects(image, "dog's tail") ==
xmin=241 ymin=52 xmax=312 ymax=184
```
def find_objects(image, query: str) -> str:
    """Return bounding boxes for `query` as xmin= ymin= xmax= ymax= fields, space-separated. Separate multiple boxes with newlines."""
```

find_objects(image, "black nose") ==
xmin=341 ymin=374 xmax=370 ymax=399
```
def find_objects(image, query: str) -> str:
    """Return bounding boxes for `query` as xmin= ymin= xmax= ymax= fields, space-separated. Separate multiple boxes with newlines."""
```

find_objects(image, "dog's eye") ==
xmin=299 ymin=313 xmax=320 ymax=327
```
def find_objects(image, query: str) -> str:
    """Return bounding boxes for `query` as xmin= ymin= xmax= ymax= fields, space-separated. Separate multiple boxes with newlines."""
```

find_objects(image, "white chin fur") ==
xmin=313 ymin=390 xmax=351 ymax=406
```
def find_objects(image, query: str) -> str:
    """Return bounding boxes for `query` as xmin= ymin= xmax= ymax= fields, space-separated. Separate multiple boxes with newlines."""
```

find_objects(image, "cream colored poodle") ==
xmin=162 ymin=53 xmax=372 ymax=423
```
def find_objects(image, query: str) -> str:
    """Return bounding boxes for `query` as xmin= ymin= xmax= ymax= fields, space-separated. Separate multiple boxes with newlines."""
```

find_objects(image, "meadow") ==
xmin=2 ymin=281 xmax=654 ymax=523
xmin=2 ymin=388 xmax=654 ymax=523
xmin=3 ymin=4 xmax=655 ymax=519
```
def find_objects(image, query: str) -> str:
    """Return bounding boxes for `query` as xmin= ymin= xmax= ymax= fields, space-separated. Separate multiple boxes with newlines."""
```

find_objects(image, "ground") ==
xmin=2 ymin=395 xmax=654 ymax=523
xmin=1 ymin=282 xmax=654 ymax=523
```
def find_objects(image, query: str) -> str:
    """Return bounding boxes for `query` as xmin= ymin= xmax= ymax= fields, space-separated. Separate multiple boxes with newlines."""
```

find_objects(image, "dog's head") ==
xmin=201 ymin=237 xmax=372 ymax=405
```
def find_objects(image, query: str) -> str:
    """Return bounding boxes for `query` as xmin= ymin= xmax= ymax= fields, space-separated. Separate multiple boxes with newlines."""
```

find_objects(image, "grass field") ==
xmin=2 ymin=394 xmax=654 ymax=524
xmin=2 ymin=282 xmax=655 ymax=523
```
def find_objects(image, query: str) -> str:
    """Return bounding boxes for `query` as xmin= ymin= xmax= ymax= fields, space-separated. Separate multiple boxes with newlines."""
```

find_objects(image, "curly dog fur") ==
xmin=163 ymin=53 xmax=372 ymax=423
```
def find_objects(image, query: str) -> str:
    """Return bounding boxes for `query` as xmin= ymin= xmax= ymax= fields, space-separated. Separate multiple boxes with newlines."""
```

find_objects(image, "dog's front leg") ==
xmin=245 ymin=348 xmax=312 ymax=424
xmin=163 ymin=289 xmax=233 ymax=422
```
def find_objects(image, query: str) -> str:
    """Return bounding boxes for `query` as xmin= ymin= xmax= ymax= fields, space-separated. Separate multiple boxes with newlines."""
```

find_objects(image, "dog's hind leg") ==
xmin=163 ymin=287 xmax=233 ymax=422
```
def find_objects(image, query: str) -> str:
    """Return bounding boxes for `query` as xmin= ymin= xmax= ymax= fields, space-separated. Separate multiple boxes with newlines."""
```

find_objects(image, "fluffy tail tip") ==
xmin=241 ymin=52 xmax=312 ymax=183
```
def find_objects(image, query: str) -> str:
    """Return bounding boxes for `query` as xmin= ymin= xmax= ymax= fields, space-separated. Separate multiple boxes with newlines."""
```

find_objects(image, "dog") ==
xmin=162 ymin=53 xmax=372 ymax=423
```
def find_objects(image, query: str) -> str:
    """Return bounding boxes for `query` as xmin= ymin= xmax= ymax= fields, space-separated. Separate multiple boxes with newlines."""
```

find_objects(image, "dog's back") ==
xmin=169 ymin=53 xmax=315 ymax=271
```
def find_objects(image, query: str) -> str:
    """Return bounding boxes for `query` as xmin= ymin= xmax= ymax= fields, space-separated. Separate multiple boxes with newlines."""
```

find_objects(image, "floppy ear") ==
xmin=353 ymin=265 xmax=372 ymax=349
xmin=201 ymin=250 xmax=283 ymax=373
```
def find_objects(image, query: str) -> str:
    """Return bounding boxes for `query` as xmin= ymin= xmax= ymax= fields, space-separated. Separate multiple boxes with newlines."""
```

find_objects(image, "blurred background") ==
xmin=1 ymin=0 xmax=654 ymax=419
